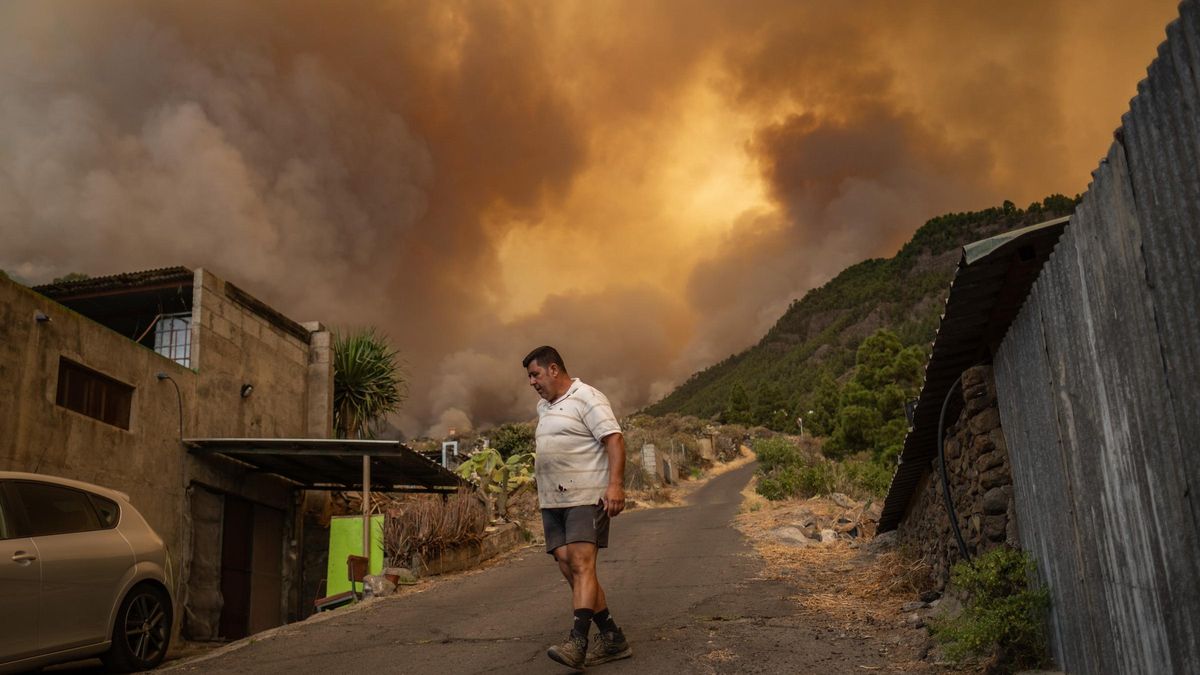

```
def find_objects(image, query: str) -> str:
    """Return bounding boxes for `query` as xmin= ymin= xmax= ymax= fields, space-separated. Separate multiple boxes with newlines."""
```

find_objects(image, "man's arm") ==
xmin=601 ymin=432 xmax=626 ymax=517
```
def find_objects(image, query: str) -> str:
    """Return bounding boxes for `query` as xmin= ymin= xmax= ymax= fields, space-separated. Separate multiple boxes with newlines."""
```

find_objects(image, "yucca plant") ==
xmin=333 ymin=328 xmax=407 ymax=439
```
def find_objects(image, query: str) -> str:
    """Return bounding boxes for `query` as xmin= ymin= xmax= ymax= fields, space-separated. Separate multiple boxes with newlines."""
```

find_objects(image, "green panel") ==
xmin=325 ymin=515 xmax=384 ymax=595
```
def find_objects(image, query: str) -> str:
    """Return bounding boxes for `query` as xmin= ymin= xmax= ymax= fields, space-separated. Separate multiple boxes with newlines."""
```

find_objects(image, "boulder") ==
xmin=819 ymin=528 xmax=838 ymax=543
xmin=770 ymin=526 xmax=814 ymax=547
xmin=868 ymin=530 xmax=897 ymax=551
xmin=830 ymin=493 xmax=856 ymax=509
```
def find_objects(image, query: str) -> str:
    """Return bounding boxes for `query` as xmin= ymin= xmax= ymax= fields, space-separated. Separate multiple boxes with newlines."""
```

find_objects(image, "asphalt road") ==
xmin=169 ymin=463 xmax=852 ymax=674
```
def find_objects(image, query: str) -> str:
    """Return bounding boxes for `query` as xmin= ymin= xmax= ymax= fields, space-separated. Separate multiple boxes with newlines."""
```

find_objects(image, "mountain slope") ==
xmin=645 ymin=195 xmax=1078 ymax=428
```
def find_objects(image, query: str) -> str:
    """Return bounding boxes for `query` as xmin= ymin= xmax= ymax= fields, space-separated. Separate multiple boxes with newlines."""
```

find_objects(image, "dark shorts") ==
xmin=542 ymin=503 xmax=610 ymax=554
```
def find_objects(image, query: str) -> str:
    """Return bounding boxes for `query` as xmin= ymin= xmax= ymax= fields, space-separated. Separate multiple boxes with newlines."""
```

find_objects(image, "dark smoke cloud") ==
xmin=0 ymin=0 xmax=1179 ymax=435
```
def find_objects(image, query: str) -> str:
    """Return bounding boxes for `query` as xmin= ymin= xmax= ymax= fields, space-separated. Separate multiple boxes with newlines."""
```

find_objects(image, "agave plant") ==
xmin=333 ymin=328 xmax=407 ymax=439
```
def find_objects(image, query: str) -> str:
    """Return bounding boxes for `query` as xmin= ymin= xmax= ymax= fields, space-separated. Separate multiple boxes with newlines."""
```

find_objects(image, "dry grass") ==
xmin=738 ymin=498 xmax=931 ymax=627
xmin=381 ymin=490 xmax=487 ymax=569
xmin=705 ymin=648 xmax=737 ymax=662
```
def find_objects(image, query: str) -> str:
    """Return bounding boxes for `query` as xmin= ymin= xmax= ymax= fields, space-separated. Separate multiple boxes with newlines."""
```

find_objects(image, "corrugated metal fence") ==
xmin=992 ymin=3 xmax=1200 ymax=673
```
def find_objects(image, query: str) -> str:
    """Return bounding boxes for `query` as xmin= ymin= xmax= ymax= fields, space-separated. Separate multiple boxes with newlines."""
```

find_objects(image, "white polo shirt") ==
xmin=534 ymin=378 xmax=622 ymax=508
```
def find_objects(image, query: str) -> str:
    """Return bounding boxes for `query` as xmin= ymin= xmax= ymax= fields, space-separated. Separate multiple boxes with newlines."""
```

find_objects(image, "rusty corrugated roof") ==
xmin=33 ymin=266 xmax=194 ymax=300
xmin=876 ymin=216 xmax=1070 ymax=533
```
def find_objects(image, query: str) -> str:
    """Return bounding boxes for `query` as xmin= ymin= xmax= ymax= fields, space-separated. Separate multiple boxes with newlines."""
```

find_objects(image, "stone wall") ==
xmin=898 ymin=365 xmax=1018 ymax=588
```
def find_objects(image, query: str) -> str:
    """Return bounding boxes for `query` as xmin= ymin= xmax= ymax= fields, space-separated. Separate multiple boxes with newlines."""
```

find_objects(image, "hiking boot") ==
xmin=585 ymin=629 xmax=632 ymax=666
xmin=547 ymin=632 xmax=588 ymax=670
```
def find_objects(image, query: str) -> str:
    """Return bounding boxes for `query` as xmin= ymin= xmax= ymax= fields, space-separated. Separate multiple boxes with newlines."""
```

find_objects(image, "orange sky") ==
xmin=0 ymin=0 xmax=1182 ymax=435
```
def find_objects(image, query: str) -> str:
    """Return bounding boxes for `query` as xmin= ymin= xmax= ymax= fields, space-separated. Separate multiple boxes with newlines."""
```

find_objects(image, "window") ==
xmin=89 ymin=494 xmax=120 ymax=529
xmin=154 ymin=312 xmax=192 ymax=367
xmin=0 ymin=489 xmax=11 ymax=540
xmin=56 ymin=358 xmax=134 ymax=429
xmin=12 ymin=482 xmax=102 ymax=537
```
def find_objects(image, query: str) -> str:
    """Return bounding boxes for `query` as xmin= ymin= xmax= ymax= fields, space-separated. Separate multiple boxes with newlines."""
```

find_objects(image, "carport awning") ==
xmin=184 ymin=438 xmax=466 ymax=492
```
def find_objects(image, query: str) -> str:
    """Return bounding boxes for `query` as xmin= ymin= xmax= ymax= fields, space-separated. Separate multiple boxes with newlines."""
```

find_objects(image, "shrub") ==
xmin=753 ymin=437 xmax=892 ymax=501
xmin=931 ymin=547 xmax=1052 ymax=673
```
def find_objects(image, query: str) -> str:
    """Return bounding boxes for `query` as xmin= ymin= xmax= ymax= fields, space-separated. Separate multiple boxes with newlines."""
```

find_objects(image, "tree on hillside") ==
xmin=489 ymin=422 xmax=535 ymax=459
xmin=823 ymin=328 xmax=925 ymax=462
xmin=805 ymin=375 xmax=840 ymax=436
xmin=333 ymin=328 xmax=407 ymax=439
xmin=722 ymin=383 xmax=753 ymax=425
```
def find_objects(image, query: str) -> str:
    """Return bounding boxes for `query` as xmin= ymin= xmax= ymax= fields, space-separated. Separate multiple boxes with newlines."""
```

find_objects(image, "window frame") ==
xmin=88 ymin=492 xmax=122 ymax=530
xmin=55 ymin=358 xmax=135 ymax=430
xmin=3 ymin=480 xmax=108 ymax=538
xmin=0 ymin=483 xmax=13 ymax=541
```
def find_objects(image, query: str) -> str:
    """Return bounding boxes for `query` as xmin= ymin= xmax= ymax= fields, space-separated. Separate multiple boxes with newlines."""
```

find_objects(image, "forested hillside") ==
xmin=644 ymin=195 xmax=1079 ymax=433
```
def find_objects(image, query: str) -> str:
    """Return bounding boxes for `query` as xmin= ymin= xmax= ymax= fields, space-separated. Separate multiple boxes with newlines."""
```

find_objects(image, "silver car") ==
xmin=0 ymin=472 xmax=173 ymax=673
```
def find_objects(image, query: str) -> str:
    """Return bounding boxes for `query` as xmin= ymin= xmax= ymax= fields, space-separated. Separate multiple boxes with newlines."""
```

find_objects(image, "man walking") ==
xmin=523 ymin=345 xmax=633 ymax=669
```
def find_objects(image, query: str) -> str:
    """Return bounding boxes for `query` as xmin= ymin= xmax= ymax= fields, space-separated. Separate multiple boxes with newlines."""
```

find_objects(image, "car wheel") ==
xmin=102 ymin=584 xmax=172 ymax=672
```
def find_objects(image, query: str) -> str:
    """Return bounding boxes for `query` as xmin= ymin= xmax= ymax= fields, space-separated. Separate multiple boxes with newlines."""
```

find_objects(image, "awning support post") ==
xmin=362 ymin=455 xmax=371 ymax=569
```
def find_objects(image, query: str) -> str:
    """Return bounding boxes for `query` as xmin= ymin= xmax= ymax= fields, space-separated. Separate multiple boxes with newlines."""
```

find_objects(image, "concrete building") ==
xmin=0 ymin=266 xmax=333 ymax=640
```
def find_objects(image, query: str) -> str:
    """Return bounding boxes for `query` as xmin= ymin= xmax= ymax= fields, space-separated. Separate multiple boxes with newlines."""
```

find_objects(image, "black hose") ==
xmin=939 ymin=371 xmax=971 ymax=562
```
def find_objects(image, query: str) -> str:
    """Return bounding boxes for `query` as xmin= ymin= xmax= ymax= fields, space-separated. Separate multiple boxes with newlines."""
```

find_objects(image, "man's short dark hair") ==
xmin=523 ymin=345 xmax=566 ymax=371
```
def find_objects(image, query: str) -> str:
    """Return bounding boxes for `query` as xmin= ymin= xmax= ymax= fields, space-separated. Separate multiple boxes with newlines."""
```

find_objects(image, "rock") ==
xmin=770 ymin=526 xmax=814 ymax=547
xmin=901 ymin=600 xmax=927 ymax=612
xmin=864 ymin=501 xmax=882 ymax=522
xmin=968 ymin=408 xmax=1001 ymax=435
xmin=944 ymin=437 xmax=961 ymax=460
xmin=961 ymin=366 xmax=989 ymax=389
xmin=1006 ymin=515 xmax=1021 ymax=546
xmin=983 ymin=515 xmax=1007 ymax=541
xmin=918 ymin=638 xmax=935 ymax=660
xmin=931 ymin=592 xmax=964 ymax=621
xmin=905 ymin=612 xmax=926 ymax=628
xmin=980 ymin=466 xmax=1010 ymax=490
xmin=819 ymin=528 xmax=838 ymax=543
xmin=385 ymin=567 xmax=418 ymax=585
xmin=920 ymin=590 xmax=942 ymax=603
xmin=989 ymin=428 xmax=1009 ymax=454
xmin=972 ymin=437 xmax=999 ymax=462
xmin=830 ymin=492 xmax=856 ymax=509
xmin=982 ymin=486 xmax=1011 ymax=515
xmin=868 ymin=530 xmax=897 ymax=551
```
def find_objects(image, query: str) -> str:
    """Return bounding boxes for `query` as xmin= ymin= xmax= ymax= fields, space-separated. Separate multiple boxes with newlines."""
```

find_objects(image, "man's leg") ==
xmin=561 ymin=537 xmax=629 ymax=665
xmin=546 ymin=543 xmax=598 ymax=669
xmin=553 ymin=548 xmax=574 ymax=588
xmin=553 ymin=545 xmax=608 ymax=612
xmin=562 ymin=541 xmax=600 ymax=611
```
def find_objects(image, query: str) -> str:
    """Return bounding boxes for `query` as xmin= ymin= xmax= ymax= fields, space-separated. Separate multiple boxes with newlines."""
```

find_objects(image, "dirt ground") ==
xmin=733 ymin=474 xmax=981 ymax=674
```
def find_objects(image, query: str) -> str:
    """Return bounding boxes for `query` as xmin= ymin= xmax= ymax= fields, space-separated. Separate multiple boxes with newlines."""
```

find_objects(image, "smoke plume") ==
xmin=0 ymin=0 xmax=1178 ymax=435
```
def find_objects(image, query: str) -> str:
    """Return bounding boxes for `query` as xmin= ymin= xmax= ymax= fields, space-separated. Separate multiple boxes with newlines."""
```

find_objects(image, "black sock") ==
xmin=572 ymin=609 xmax=594 ymax=639
xmin=593 ymin=608 xmax=619 ymax=633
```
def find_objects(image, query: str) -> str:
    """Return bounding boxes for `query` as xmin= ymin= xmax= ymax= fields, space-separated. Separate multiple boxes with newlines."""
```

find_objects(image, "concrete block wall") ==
xmin=0 ymin=266 xmax=334 ymax=640
xmin=0 ymin=274 xmax=194 ymax=566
